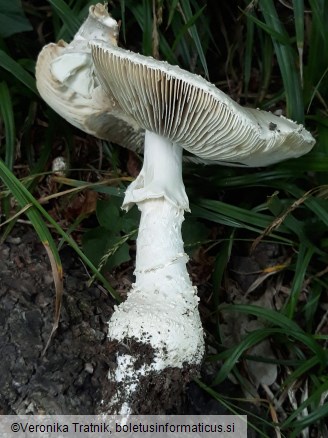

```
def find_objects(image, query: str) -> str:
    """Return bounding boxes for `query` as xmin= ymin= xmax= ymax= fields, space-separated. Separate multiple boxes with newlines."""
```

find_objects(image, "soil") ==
xmin=0 ymin=225 xmax=260 ymax=435
xmin=0 ymin=225 xmax=115 ymax=414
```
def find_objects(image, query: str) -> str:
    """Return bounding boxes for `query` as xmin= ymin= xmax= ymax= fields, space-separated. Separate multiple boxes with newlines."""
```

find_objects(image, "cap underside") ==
xmin=91 ymin=42 xmax=315 ymax=167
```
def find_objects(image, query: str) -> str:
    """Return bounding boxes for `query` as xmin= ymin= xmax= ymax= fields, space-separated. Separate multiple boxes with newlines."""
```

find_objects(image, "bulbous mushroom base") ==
xmin=101 ymin=199 xmax=204 ymax=414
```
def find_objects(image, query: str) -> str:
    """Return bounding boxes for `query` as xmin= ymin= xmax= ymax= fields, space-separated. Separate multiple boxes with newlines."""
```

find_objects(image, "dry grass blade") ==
xmin=251 ymin=187 xmax=324 ymax=252
xmin=42 ymin=243 xmax=64 ymax=356
xmin=0 ymin=204 xmax=31 ymax=229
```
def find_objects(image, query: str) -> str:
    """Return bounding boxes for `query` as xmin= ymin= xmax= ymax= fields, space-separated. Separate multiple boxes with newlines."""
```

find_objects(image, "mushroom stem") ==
xmin=123 ymin=130 xmax=189 ymax=211
xmin=104 ymin=131 xmax=204 ymax=414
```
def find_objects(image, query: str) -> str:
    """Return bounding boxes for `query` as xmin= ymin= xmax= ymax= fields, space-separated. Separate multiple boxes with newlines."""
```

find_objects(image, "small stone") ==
xmin=84 ymin=363 xmax=94 ymax=374
xmin=6 ymin=236 xmax=22 ymax=245
xmin=43 ymin=273 xmax=54 ymax=285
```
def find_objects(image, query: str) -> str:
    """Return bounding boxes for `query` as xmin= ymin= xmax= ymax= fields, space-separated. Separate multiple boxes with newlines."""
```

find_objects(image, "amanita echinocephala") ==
xmin=36 ymin=4 xmax=315 ymax=414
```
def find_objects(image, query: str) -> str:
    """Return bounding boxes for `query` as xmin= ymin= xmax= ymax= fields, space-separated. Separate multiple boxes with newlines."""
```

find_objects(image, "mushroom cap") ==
xmin=35 ymin=5 xmax=144 ymax=153
xmin=91 ymin=42 xmax=315 ymax=167
xmin=36 ymin=42 xmax=144 ymax=152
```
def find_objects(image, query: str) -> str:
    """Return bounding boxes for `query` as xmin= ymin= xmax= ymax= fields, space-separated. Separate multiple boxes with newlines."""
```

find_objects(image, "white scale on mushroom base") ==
xmin=36 ymin=3 xmax=315 ymax=415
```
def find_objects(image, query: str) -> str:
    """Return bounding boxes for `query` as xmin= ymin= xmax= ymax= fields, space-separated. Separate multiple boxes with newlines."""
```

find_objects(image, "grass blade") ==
xmin=167 ymin=0 xmax=179 ymax=26
xmin=194 ymin=198 xmax=290 ymax=233
xmin=48 ymin=0 xmax=81 ymax=37
xmin=212 ymin=328 xmax=275 ymax=385
xmin=249 ymin=1 xmax=304 ymax=121
xmin=212 ymin=327 xmax=326 ymax=385
xmin=0 ymin=49 xmax=37 ymax=94
xmin=284 ymin=242 xmax=315 ymax=319
xmin=222 ymin=305 xmax=328 ymax=361
xmin=179 ymin=0 xmax=209 ymax=77
xmin=219 ymin=303 xmax=306 ymax=333
xmin=0 ymin=0 xmax=32 ymax=38
xmin=244 ymin=12 xmax=254 ymax=96
xmin=281 ymin=380 xmax=328 ymax=429
xmin=0 ymin=82 xmax=15 ymax=169
xmin=292 ymin=0 xmax=304 ymax=85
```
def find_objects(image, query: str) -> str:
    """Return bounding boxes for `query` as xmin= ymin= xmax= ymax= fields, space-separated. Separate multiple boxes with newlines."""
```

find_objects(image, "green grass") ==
xmin=0 ymin=0 xmax=328 ymax=435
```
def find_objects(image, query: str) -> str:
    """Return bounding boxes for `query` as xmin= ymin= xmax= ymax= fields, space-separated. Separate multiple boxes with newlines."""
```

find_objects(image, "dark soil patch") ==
xmin=0 ymin=225 xmax=115 ymax=414
xmin=130 ymin=365 xmax=199 ymax=415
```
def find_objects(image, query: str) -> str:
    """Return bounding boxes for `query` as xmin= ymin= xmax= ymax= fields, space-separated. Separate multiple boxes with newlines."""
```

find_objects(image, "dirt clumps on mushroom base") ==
xmin=100 ymin=339 xmax=198 ymax=414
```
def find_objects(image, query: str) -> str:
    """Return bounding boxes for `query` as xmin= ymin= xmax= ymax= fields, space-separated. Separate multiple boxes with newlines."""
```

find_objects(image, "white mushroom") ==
xmin=90 ymin=42 xmax=315 ymax=414
xmin=36 ymin=3 xmax=316 ymax=415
